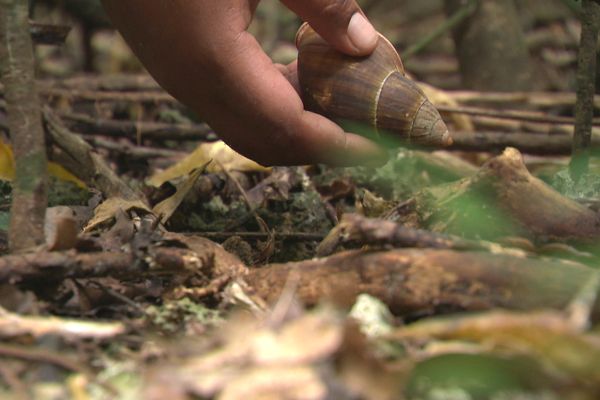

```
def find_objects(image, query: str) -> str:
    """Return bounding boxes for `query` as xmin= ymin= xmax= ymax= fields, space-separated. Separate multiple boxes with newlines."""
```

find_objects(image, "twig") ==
xmin=449 ymin=129 xmax=600 ymax=155
xmin=447 ymin=90 xmax=600 ymax=110
xmin=187 ymin=231 xmax=326 ymax=241
xmin=58 ymin=111 xmax=217 ymax=141
xmin=315 ymin=213 xmax=513 ymax=257
xmin=0 ymin=305 xmax=125 ymax=339
xmin=437 ymin=104 xmax=600 ymax=126
xmin=42 ymin=87 xmax=177 ymax=104
xmin=0 ymin=250 xmax=137 ymax=284
xmin=88 ymin=137 xmax=187 ymax=160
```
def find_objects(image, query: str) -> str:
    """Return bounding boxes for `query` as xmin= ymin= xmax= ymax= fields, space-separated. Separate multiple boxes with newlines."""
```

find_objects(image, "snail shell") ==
xmin=296 ymin=23 xmax=451 ymax=146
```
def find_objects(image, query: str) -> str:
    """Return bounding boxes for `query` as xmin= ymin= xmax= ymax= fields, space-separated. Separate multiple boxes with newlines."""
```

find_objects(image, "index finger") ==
xmin=212 ymin=31 xmax=387 ymax=166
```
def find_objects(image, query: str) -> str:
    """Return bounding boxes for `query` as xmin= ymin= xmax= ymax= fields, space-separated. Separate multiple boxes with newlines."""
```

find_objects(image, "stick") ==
xmin=437 ymin=105 xmax=600 ymax=126
xmin=449 ymin=129 xmax=600 ymax=155
xmin=58 ymin=111 xmax=216 ymax=141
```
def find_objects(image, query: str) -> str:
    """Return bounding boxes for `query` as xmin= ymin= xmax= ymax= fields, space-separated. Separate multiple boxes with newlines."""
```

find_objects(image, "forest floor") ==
xmin=1 ymin=1 xmax=600 ymax=399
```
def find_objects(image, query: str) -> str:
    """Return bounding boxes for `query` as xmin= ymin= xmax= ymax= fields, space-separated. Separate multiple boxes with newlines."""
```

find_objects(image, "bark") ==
xmin=413 ymin=147 xmax=600 ymax=242
xmin=444 ymin=0 xmax=537 ymax=91
xmin=243 ymin=248 xmax=600 ymax=321
xmin=0 ymin=0 xmax=48 ymax=251
xmin=570 ymin=0 xmax=600 ymax=179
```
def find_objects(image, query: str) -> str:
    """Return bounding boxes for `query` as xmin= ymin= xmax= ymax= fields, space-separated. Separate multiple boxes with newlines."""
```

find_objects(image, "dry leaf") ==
xmin=0 ymin=138 xmax=85 ymax=187
xmin=84 ymin=197 xmax=152 ymax=232
xmin=147 ymin=141 xmax=269 ymax=187
xmin=152 ymin=167 xmax=204 ymax=224
xmin=391 ymin=310 xmax=600 ymax=385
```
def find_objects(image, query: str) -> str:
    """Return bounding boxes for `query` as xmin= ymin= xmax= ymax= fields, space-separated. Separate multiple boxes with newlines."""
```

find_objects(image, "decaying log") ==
xmin=411 ymin=147 xmax=600 ymax=241
xmin=243 ymin=248 xmax=600 ymax=320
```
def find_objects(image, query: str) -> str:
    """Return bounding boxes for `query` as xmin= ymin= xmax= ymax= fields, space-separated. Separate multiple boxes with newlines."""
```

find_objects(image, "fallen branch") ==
xmin=88 ymin=136 xmax=187 ymax=160
xmin=58 ymin=111 xmax=216 ymax=141
xmin=437 ymin=104 xmax=600 ymax=126
xmin=448 ymin=90 xmax=600 ymax=110
xmin=243 ymin=248 xmax=600 ymax=320
xmin=0 ymin=250 xmax=136 ymax=284
xmin=412 ymin=147 xmax=600 ymax=242
xmin=315 ymin=213 xmax=523 ymax=257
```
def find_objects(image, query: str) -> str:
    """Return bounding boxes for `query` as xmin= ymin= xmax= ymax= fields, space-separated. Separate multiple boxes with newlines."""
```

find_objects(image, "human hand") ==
xmin=101 ymin=0 xmax=388 ymax=166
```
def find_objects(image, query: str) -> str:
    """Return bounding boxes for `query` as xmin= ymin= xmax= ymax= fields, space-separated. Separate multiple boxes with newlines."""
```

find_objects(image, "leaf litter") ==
xmin=3 ymin=3 xmax=600 ymax=399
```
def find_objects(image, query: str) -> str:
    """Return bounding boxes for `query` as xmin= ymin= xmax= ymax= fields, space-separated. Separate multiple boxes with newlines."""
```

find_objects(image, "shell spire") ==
xmin=296 ymin=23 xmax=451 ymax=146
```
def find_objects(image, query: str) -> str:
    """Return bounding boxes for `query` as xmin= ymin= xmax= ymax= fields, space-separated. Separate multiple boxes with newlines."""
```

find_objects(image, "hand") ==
xmin=101 ymin=0 xmax=387 ymax=166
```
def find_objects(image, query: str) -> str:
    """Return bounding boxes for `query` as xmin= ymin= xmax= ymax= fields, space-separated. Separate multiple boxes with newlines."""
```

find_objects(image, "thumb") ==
xmin=281 ymin=0 xmax=378 ymax=56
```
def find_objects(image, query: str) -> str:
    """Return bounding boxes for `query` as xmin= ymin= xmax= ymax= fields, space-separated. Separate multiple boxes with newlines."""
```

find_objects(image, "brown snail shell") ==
xmin=296 ymin=23 xmax=451 ymax=146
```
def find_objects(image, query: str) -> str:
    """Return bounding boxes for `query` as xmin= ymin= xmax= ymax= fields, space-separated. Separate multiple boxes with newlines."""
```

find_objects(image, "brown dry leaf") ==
xmin=147 ymin=141 xmax=269 ymax=187
xmin=152 ymin=167 xmax=204 ymax=224
xmin=391 ymin=309 xmax=600 ymax=385
xmin=83 ymin=197 xmax=152 ymax=232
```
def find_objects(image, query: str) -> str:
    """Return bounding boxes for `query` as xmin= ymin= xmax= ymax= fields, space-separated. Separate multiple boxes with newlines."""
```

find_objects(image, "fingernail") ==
xmin=347 ymin=13 xmax=378 ymax=54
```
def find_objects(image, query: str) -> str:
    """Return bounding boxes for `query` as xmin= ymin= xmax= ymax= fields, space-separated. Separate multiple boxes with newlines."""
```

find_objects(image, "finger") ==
xmin=212 ymin=32 xmax=386 ymax=165
xmin=281 ymin=0 xmax=378 ymax=56
xmin=274 ymin=60 xmax=299 ymax=94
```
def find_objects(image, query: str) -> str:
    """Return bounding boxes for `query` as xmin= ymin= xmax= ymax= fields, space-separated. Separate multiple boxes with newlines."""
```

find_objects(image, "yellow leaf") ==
xmin=0 ymin=138 xmax=86 ymax=188
xmin=0 ymin=138 xmax=15 ymax=181
xmin=152 ymin=167 xmax=204 ymax=224
xmin=147 ymin=141 xmax=269 ymax=187
xmin=83 ymin=197 xmax=152 ymax=232
xmin=48 ymin=162 xmax=87 ymax=189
